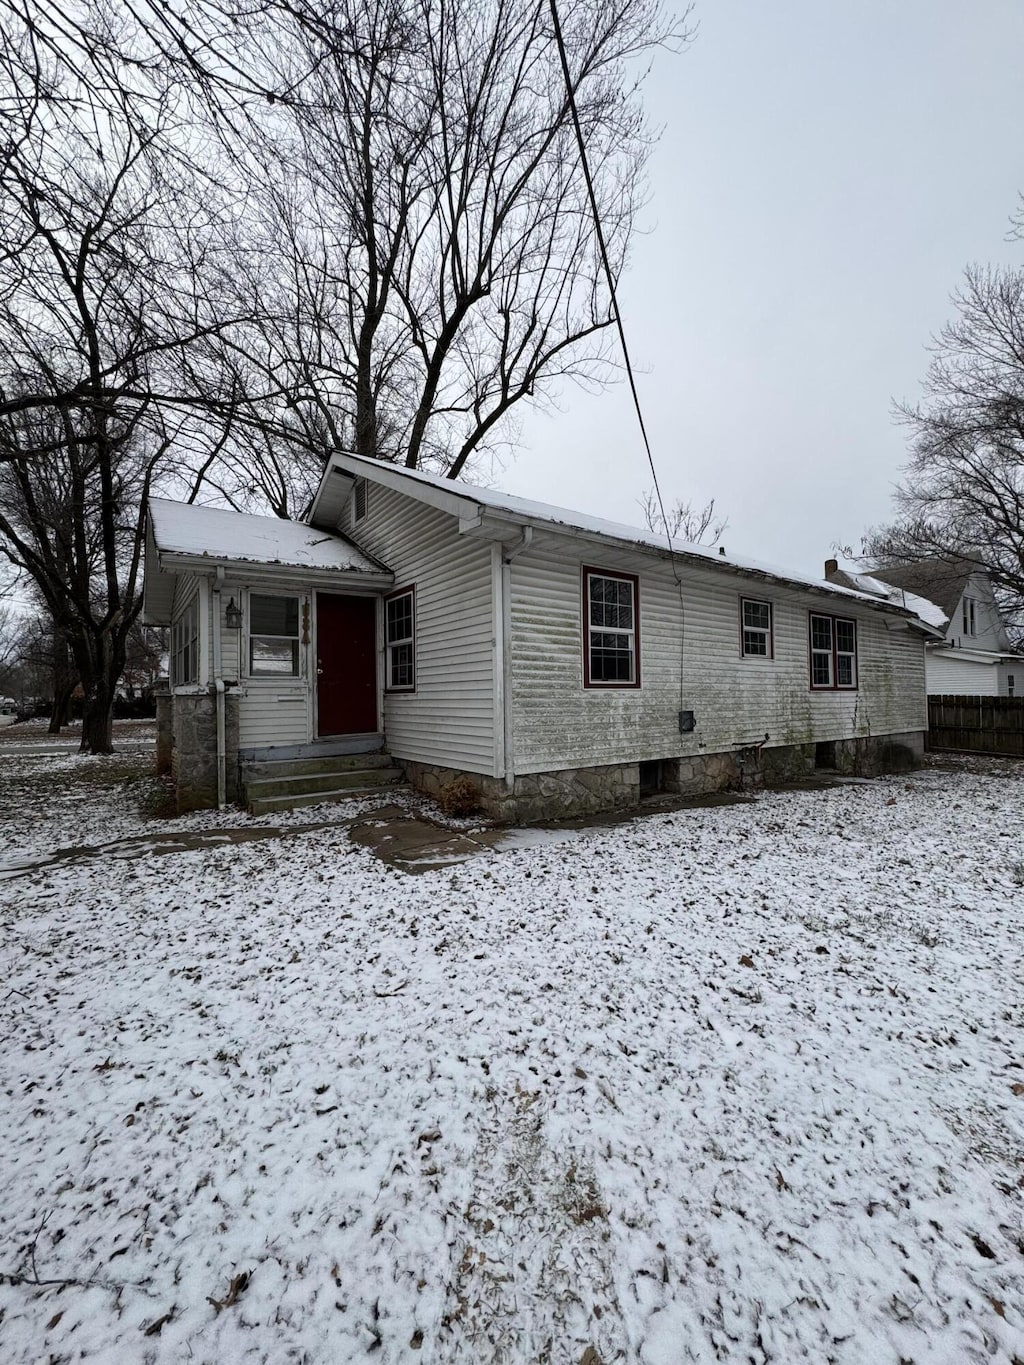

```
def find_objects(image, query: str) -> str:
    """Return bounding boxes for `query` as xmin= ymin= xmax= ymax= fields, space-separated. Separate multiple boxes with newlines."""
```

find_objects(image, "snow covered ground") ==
xmin=0 ymin=744 xmax=1022 ymax=1364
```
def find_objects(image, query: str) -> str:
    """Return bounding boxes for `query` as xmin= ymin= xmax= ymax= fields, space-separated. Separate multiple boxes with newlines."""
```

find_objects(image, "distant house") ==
xmin=143 ymin=455 xmax=932 ymax=818
xmin=824 ymin=558 xmax=1022 ymax=698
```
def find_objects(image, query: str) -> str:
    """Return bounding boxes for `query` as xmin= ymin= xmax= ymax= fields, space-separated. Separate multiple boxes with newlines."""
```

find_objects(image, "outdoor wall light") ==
xmin=225 ymin=597 xmax=242 ymax=631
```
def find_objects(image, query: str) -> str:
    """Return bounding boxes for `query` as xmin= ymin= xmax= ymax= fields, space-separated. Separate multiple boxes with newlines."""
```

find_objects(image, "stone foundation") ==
xmin=403 ymin=758 xmax=639 ymax=824
xmin=403 ymin=731 xmax=925 ymax=824
xmin=667 ymin=731 xmax=925 ymax=796
xmin=170 ymin=689 xmax=241 ymax=812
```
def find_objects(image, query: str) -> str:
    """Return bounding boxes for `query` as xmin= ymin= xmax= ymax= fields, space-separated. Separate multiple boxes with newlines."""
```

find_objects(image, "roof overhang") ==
xmin=143 ymin=538 xmax=394 ymax=625
xmin=926 ymin=643 xmax=1022 ymax=663
xmin=310 ymin=452 xmax=920 ymax=619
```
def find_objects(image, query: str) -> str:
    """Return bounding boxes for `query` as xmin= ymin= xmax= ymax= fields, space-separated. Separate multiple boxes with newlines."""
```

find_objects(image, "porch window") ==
xmin=583 ymin=567 xmax=640 ymax=687
xmin=385 ymin=587 xmax=415 ymax=690
xmin=741 ymin=598 xmax=773 ymax=657
xmin=249 ymin=593 xmax=300 ymax=676
xmin=809 ymin=613 xmax=857 ymax=690
xmin=170 ymin=594 xmax=199 ymax=686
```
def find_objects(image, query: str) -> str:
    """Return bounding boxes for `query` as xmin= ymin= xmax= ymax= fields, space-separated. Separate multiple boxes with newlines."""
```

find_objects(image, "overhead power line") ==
xmin=547 ymin=0 xmax=675 ymax=552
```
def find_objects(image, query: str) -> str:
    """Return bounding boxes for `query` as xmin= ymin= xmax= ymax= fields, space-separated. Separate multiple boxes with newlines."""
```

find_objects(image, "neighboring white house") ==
xmin=143 ymin=455 xmax=931 ymax=819
xmin=824 ymin=558 xmax=1022 ymax=698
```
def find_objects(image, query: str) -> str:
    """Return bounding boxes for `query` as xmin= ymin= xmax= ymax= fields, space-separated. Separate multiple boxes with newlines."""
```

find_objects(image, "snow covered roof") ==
xmin=149 ymin=499 xmax=388 ymax=574
xmin=827 ymin=569 xmax=949 ymax=630
xmin=314 ymin=453 xmax=916 ymax=614
xmin=144 ymin=498 xmax=393 ymax=623
xmin=868 ymin=558 xmax=980 ymax=620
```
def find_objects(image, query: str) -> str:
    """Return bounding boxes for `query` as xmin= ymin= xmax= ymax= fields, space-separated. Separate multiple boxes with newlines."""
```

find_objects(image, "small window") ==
xmin=354 ymin=478 xmax=367 ymax=523
xmin=809 ymin=613 xmax=857 ymax=690
xmin=385 ymin=588 xmax=415 ymax=690
xmin=741 ymin=598 xmax=773 ymax=658
xmin=583 ymin=567 xmax=640 ymax=687
xmin=1008 ymin=674 xmax=1016 ymax=697
xmin=249 ymin=594 xmax=300 ymax=676
xmin=962 ymin=596 xmax=976 ymax=637
xmin=170 ymin=594 xmax=199 ymax=686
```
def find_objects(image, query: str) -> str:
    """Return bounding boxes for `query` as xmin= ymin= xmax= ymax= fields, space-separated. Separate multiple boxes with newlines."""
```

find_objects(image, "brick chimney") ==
xmin=824 ymin=558 xmax=838 ymax=578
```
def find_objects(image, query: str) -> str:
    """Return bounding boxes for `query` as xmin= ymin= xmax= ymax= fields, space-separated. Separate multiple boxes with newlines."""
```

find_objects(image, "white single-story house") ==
xmin=825 ymin=558 xmax=1022 ymax=698
xmin=143 ymin=455 xmax=932 ymax=819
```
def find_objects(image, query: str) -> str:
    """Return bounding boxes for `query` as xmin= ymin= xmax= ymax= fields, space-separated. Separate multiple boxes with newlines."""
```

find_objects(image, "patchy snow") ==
xmin=837 ymin=571 xmax=950 ymax=631
xmin=1 ymin=749 xmax=1023 ymax=1363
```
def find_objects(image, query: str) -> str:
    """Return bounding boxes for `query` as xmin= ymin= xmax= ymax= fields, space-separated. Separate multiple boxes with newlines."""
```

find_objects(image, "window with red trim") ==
xmin=809 ymin=613 xmax=857 ymax=689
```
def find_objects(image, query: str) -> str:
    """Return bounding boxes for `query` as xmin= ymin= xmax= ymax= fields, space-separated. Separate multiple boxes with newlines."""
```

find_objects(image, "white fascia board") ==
xmin=327 ymin=453 xmax=482 ymax=521
xmin=463 ymin=512 xmax=919 ymax=616
xmin=926 ymin=644 xmax=1003 ymax=664
xmin=907 ymin=618 xmax=946 ymax=640
xmin=157 ymin=551 xmax=394 ymax=592
xmin=308 ymin=466 xmax=357 ymax=530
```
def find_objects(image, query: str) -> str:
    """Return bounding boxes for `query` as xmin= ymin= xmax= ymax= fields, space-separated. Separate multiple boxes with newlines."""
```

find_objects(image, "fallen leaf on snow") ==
xmin=207 ymin=1270 xmax=252 ymax=1313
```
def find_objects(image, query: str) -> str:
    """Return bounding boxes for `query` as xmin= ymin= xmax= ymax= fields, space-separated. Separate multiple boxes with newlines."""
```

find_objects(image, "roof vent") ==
xmin=718 ymin=546 xmax=726 ymax=557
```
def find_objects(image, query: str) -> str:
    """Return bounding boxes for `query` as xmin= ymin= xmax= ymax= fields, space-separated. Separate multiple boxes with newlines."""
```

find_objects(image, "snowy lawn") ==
xmin=0 ymin=748 xmax=1023 ymax=1364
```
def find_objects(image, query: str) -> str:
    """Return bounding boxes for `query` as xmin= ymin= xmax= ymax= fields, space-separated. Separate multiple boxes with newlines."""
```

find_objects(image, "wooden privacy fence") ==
xmin=927 ymin=695 xmax=1024 ymax=757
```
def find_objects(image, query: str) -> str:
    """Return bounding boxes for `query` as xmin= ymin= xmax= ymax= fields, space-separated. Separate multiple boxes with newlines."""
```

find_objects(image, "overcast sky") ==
xmin=501 ymin=0 xmax=1024 ymax=578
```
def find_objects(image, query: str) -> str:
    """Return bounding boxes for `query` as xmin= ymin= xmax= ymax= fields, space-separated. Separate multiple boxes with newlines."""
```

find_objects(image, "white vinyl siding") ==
xmin=926 ymin=651 xmax=999 ymax=696
xmin=948 ymin=576 xmax=1011 ymax=653
xmin=508 ymin=533 xmax=927 ymax=775
xmin=169 ymin=577 xmax=204 ymax=689
xmin=345 ymin=488 xmax=496 ymax=774
xmin=219 ymin=580 xmax=311 ymax=748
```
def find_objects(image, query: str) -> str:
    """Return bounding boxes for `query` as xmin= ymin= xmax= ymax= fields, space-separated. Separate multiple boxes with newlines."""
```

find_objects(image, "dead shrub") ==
xmin=439 ymin=774 xmax=482 ymax=817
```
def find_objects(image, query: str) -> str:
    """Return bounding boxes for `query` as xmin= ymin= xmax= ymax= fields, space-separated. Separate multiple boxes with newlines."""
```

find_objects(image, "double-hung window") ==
xmin=809 ymin=613 xmax=857 ymax=690
xmin=385 ymin=588 xmax=415 ymax=690
xmin=741 ymin=598 xmax=773 ymax=658
xmin=249 ymin=594 xmax=300 ymax=676
xmin=170 ymin=594 xmax=199 ymax=686
xmin=583 ymin=568 xmax=640 ymax=687
xmin=962 ymin=596 xmax=976 ymax=637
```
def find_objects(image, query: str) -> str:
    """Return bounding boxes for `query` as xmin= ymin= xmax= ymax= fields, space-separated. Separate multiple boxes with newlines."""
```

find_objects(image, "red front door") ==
xmin=316 ymin=593 xmax=378 ymax=736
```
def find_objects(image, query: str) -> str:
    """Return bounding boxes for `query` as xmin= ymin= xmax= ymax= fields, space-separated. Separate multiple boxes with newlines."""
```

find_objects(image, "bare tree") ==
xmin=0 ymin=30 xmax=261 ymax=751
xmin=237 ymin=0 xmax=690 ymax=481
xmin=638 ymin=487 xmax=726 ymax=546
xmin=865 ymin=265 xmax=1024 ymax=642
xmin=4 ymin=606 xmax=77 ymax=729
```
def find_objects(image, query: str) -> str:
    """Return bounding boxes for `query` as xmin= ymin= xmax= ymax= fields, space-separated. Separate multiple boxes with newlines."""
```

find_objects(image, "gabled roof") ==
xmin=143 ymin=498 xmax=393 ymax=623
xmin=312 ymin=452 xmax=916 ymax=615
xmin=825 ymin=568 xmax=949 ymax=630
xmin=866 ymin=558 xmax=981 ymax=621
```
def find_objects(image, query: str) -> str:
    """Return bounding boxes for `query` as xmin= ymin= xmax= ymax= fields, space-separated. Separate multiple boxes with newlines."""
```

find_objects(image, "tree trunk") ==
xmin=80 ymin=678 xmax=115 ymax=753
xmin=48 ymin=684 xmax=73 ymax=734
xmin=76 ymin=627 xmax=124 ymax=755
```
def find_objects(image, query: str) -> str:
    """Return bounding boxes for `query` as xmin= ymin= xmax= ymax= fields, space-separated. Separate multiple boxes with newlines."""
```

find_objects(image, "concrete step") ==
xmin=248 ymin=783 xmax=410 ymax=816
xmin=244 ymin=766 xmax=406 ymax=802
xmin=243 ymin=752 xmax=394 ymax=781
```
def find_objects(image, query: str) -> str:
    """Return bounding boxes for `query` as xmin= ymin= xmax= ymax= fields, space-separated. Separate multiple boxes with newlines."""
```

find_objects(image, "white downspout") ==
xmin=212 ymin=567 xmax=226 ymax=810
xmin=500 ymin=527 xmax=533 ymax=790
